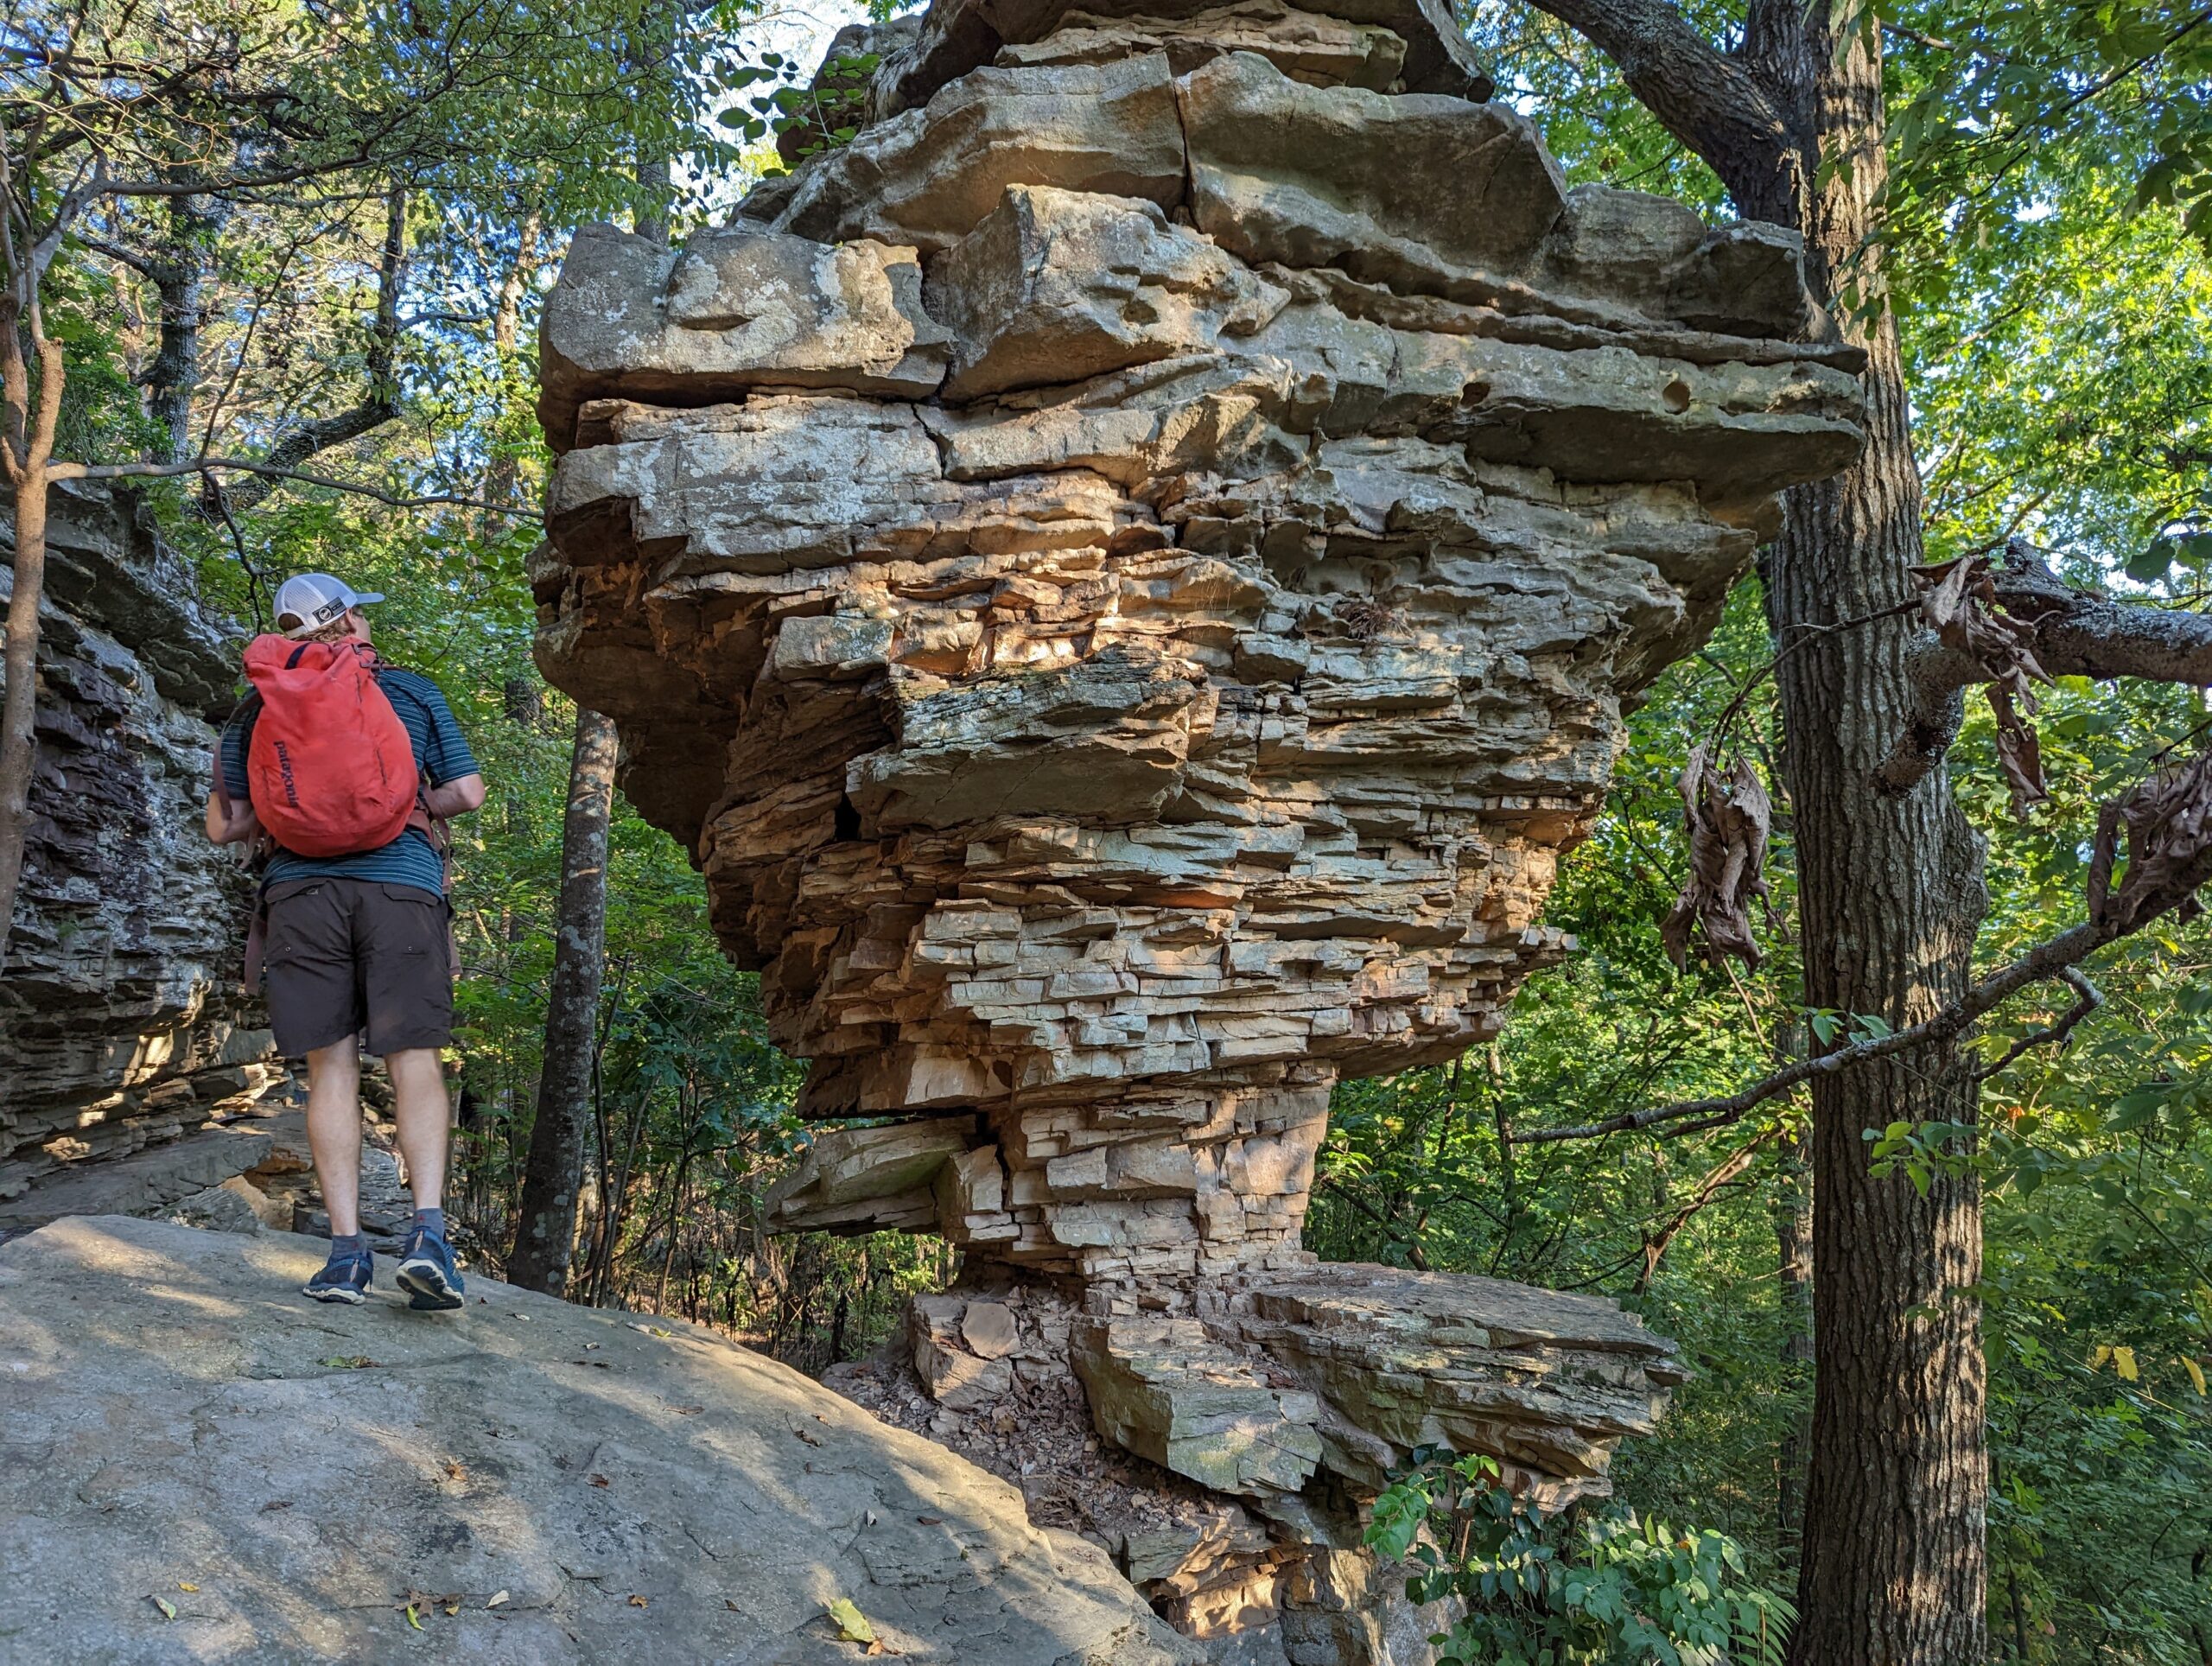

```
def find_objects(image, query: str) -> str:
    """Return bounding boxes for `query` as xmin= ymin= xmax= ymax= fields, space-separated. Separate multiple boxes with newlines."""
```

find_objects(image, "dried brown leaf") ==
xmin=1988 ymin=686 xmax=2049 ymax=819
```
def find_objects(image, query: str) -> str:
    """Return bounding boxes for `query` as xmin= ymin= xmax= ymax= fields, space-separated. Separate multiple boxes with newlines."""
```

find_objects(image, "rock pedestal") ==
xmin=531 ymin=0 xmax=1861 ymax=1653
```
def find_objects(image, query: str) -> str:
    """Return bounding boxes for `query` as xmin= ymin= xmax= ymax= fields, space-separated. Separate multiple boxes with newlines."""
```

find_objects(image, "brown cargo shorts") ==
xmin=263 ymin=878 xmax=453 ymax=1059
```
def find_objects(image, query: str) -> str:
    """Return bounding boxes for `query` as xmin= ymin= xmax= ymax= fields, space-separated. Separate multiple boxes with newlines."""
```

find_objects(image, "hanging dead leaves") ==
xmin=1912 ymin=552 xmax=2055 ymax=817
xmin=2091 ymin=747 xmax=2212 ymax=932
xmin=1662 ymin=745 xmax=1774 ymax=971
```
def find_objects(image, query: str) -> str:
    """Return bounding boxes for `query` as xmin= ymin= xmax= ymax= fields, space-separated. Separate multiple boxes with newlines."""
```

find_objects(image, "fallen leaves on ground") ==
xmin=442 ymin=1459 xmax=466 ymax=1483
xmin=589 ymin=1473 xmax=612 ymax=1488
xmin=486 ymin=1591 xmax=511 ymax=1610
xmin=149 ymin=1595 xmax=176 ymax=1621
xmin=317 ymin=1356 xmax=376 ymax=1370
xmin=791 ymin=1423 xmax=824 ymax=1447
xmin=628 ymin=1594 xmax=650 ymax=1608
xmin=259 ymin=1500 xmax=292 ymax=1512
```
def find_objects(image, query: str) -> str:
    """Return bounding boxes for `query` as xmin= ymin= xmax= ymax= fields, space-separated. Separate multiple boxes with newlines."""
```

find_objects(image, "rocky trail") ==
xmin=0 ymin=1217 xmax=1191 ymax=1665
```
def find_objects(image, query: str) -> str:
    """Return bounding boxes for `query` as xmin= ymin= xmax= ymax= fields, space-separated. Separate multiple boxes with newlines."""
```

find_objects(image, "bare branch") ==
xmin=1633 ymin=1127 xmax=1777 ymax=1291
xmin=1511 ymin=924 xmax=2108 ymax=1145
xmin=1522 ymin=752 xmax=2212 ymax=1145
xmin=59 ymin=454 xmax=541 ymax=519
xmin=210 ymin=185 xmax=407 ymax=516
xmin=1975 ymin=968 xmax=2102 ymax=1083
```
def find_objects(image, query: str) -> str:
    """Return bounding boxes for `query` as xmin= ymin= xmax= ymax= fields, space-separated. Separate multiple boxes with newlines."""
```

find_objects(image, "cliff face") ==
xmin=531 ymin=2 xmax=1863 ymax=1653
xmin=0 ymin=483 xmax=283 ymax=1224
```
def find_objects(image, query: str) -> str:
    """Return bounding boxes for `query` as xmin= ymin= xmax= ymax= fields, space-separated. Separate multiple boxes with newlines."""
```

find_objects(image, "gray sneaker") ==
xmin=301 ymin=1249 xmax=373 ymax=1305
xmin=395 ymin=1227 xmax=464 ymax=1312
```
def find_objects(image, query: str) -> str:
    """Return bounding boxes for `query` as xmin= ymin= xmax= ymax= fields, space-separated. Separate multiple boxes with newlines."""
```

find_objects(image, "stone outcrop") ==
xmin=0 ymin=483 xmax=283 ymax=1223
xmin=532 ymin=3 xmax=1861 ymax=1655
xmin=0 ymin=1216 xmax=1192 ymax=1664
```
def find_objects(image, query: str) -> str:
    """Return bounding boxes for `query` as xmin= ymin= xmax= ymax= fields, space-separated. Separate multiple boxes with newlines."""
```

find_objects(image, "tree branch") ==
xmin=1518 ymin=0 xmax=1800 ymax=216
xmin=1975 ymin=968 xmax=2102 ymax=1083
xmin=59 ymin=454 xmax=540 ymax=519
xmin=207 ymin=185 xmax=407 ymax=516
xmin=1514 ymin=921 xmax=2115 ymax=1144
xmin=1876 ymin=540 xmax=2212 ymax=796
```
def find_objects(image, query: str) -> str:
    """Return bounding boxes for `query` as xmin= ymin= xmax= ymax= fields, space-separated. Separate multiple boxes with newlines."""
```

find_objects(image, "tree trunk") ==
xmin=1773 ymin=1126 xmax=1813 ymax=1559
xmin=0 ymin=285 xmax=68 ymax=971
xmin=1522 ymin=0 xmax=1994 ymax=1648
xmin=0 ymin=460 xmax=51 ymax=968
xmin=1739 ymin=15 xmax=1989 ymax=1658
xmin=506 ymin=705 xmax=619 ymax=1294
xmin=144 ymin=191 xmax=223 ymax=463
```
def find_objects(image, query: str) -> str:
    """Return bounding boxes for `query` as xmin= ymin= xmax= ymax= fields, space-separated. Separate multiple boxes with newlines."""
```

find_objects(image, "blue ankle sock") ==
xmin=413 ymin=1207 xmax=446 ymax=1239
xmin=330 ymin=1232 xmax=368 ymax=1260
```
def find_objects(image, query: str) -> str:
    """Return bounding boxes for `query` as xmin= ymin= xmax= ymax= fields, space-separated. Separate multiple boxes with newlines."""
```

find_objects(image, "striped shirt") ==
xmin=219 ymin=665 xmax=479 ymax=897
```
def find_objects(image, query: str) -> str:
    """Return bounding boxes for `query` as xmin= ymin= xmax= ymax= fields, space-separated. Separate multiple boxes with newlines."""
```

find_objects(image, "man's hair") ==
xmin=289 ymin=610 xmax=357 ymax=645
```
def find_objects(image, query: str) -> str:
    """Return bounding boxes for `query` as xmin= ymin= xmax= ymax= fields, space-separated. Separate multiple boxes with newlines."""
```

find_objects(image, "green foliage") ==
xmin=1366 ymin=1450 xmax=1793 ymax=1666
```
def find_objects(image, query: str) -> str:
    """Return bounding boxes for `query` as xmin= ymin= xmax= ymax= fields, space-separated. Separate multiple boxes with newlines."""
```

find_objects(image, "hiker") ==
xmin=204 ymin=574 xmax=486 ymax=1310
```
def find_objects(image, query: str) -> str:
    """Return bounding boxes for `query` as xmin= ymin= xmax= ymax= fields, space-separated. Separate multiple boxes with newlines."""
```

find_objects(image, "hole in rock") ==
xmin=1459 ymin=379 xmax=1491 ymax=406
xmin=1662 ymin=377 xmax=1693 ymax=413
xmin=833 ymin=795 xmax=861 ymax=840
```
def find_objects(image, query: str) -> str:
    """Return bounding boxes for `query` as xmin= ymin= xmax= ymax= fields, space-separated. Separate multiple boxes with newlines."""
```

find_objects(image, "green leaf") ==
xmin=825 ymin=1598 xmax=877 ymax=1644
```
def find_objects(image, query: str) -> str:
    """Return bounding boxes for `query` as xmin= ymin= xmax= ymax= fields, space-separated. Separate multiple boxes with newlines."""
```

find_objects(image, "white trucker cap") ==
xmin=274 ymin=573 xmax=385 ymax=638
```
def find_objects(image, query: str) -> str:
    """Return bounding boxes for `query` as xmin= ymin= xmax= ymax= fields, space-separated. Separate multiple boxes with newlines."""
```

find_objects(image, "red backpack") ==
xmin=239 ymin=634 xmax=418 ymax=856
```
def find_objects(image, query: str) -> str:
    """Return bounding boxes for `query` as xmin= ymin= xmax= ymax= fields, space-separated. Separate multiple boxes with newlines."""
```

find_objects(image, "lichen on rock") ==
xmin=532 ymin=3 xmax=1862 ymax=1654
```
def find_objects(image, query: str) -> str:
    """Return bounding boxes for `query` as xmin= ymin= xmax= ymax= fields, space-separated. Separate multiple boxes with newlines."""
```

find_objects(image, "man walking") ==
xmin=205 ymin=573 xmax=486 ymax=1309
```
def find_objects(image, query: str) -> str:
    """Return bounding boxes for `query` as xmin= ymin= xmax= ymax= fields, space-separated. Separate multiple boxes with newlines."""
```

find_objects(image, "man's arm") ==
xmin=207 ymin=715 xmax=258 ymax=843
xmin=423 ymin=773 xmax=486 ymax=817
xmin=206 ymin=792 xmax=260 ymax=844
xmin=413 ymin=676 xmax=486 ymax=818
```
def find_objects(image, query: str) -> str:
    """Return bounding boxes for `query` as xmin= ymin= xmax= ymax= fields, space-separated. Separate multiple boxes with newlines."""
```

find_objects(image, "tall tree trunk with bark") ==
xmin=1747 ymin=13 xmax=1989 ymax=1658
xmin=143 ymin=190 xmax=224 ymax=463
xmin=507 ymin=705 xmax=619 ymax=1293
xmin=1520 ymin=0 xmax=1991 ymax=1654
xmin=1773 ymin=1128 xmax=1814 ymax=1558
xmin=509 ymin=26 xmax=669 ymax=1299
xmin=0 ymin=270 xmax=69 ymax=970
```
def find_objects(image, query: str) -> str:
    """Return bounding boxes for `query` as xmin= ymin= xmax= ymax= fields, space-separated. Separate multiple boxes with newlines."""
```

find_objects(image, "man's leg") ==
xmin=361 ymin=884 xmax=464 ymax=1312
xmin=391 ymin=1045 xmax=464 ymax=1309
xmin=385 ymin=1048 xmax=449 ymax=1216
xmin=264 ymin=881 xmax=377 ymax=1304
xmin=304 ymin=1036 xmax=365 ymax=1237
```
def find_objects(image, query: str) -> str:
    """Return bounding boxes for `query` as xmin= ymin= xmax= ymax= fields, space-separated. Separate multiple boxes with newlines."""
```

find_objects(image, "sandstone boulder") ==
xmin=1179 ymin=52 xmax=1567 ymax=295
xmin=538 ymin=223 xmax=950 ymax=450
xmin=994 ymin=3 xmax=1411 ymax=91
xmin=532 ymin=3 xmax=1866 ymax=1653
xmin=0 ymin=1216 xmax=1193 ymax=1664
xmin=929 ymin=185 xmax=1288 ymax=400
xmin=1 ymin=483 xmax=283 ymax=1215
xmin=758 ymin=54 xmax=1187 ymax=256
xmin=868 ymin=0 xmax=1491 ymax=117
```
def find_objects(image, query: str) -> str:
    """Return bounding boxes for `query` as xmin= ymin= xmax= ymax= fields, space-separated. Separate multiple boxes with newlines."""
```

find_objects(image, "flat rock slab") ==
xmin=0 ymin=1217 xmax=1192 ymax=1665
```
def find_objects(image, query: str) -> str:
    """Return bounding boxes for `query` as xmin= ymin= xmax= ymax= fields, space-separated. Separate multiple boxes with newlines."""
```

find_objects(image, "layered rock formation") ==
xmin=532 ymin=0 xmax=1862 ymax=1652
xmin=0 ymin=483 xmax=284 ymax=1228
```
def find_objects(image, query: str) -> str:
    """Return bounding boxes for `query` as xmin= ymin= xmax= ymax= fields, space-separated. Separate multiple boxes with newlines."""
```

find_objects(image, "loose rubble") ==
xmin=532 ymin=0 xmax=1862 ymax=1655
